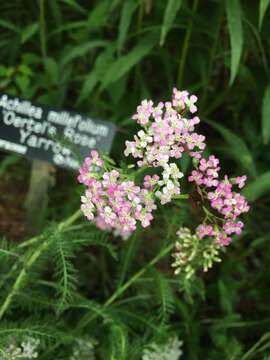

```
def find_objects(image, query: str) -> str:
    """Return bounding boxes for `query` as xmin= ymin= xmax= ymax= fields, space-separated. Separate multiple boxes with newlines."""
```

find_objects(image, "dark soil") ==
xmin=0 ymin=169 xmax=28 ymax=242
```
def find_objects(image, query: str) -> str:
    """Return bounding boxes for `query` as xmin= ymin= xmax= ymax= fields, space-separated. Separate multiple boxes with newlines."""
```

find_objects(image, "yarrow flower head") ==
xmin=142 ymin=336 xmax=183 ymax=360
xmin=0 ymin=337 xmax=40 ymax=360
xmin=187 ymin=154 xmax=249 ymax=247
xmin=70 ymin=337 xmax=95 ymax=360
xmin=78 ymin=157 xmax=157 ymax=235
xmin=78 ymin=88 xmax=250 ymax=276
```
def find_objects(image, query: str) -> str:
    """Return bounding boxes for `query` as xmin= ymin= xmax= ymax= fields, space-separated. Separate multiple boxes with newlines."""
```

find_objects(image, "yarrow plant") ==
xmin=78 ymin=88 xmax=249 ymax=277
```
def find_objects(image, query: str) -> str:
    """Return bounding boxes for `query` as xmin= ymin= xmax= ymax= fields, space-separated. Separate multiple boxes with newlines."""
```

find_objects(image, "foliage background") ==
xmin=0 ymin=0 xmax=270 ymax=359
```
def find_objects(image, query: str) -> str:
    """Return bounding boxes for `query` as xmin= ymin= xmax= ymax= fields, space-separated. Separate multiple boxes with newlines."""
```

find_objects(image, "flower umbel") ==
xmin=78 ymin=88 xmax=250 ymax=276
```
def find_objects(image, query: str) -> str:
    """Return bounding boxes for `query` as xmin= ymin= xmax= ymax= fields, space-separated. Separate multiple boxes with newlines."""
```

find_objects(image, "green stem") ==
xmin=18 ymin=234 xmax=40 ymax=249
xmin=134 ymin=165 xmax=148 ymax=178
xmin=0 ymin=262 xmax=18 ymax=291
xmin=202 ymin=205 xmax=223 ymax=223
xmin=0 ymin=209 xmax=82 ymax=320
xmin=58 ymin=209 xmax=82 ymax=230
xmin=105 ymin=242 xmax=174 ymax=307
xmin=176 ymin=0 xmax=199 ymax=89
xmin=200 ymin=5 xmax=223 ymax=111
xmin=40 ymin=0 xmax=47 ymax=58
xmin=242 ymin=332 xmax=270 ymax=360
xmin=173 ymin=194 xmax=189 ymax=199
xmin=76 ymin=242 xmax=175 ymax=330
xmin=100 ymin=248 xmax=109 ymax=298
xmin=18 ymin=223 xmax=86 ymax=250
xmin=134 ymin=2 xmax=144 ymax=96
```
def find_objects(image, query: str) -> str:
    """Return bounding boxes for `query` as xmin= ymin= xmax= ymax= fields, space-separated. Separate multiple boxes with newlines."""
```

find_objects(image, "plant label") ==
xmin=0 ymin=93 xmax=116 ymax=169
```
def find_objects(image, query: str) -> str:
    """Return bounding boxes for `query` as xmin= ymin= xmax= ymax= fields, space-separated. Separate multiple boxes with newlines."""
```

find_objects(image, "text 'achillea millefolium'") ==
xmin=78 ymin=89 xmax=249 ymax=277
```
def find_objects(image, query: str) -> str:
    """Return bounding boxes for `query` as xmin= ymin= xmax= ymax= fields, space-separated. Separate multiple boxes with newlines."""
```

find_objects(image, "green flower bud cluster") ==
xmin=171 ymin=227 xmax=222 ymax=278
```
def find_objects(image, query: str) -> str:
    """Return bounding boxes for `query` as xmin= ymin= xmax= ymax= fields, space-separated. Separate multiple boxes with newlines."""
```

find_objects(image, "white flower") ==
xmin=70 ymin=337 xmax=95 ymax=360
xmin=0 ymin=337 xmax=40 ymax=360
xmin=137 ymin=130 xmax=153 ymax=148
xmin=142 ymin=336 xmax=183 ymax=360
xmin=165 ymin=180 xmax=175 ymax=191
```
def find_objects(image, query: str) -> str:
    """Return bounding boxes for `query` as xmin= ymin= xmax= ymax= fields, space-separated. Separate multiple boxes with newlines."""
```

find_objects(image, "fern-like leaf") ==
xmin=151 ymin=269 xmax=175 ymax=323
xmin=53 ymin=233 xmax=78 ymax=314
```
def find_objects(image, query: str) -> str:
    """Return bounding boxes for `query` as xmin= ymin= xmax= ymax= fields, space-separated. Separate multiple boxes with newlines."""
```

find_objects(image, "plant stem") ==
xmin=134 ymin=2 xmax=144 ymax=97
xmin=104 ymin=242 xmax=175 ymax=306
xmin=200 ymin=5 xmax=223 ymax=111
xmin=18 ymin=223 xmax=87 ymax=249
xmin=176 ymin=0 xmax=199 ymax=89
xmin=18 ymin=234 xmax=40 ymax=249
xmin=58 ymin=209 xmax=82 ymax=230
xmin=40 ymin=0 xmax=47 ymax=58
xmin=76 ymin=242 xmax=175 ymax=330
xmin=116 ymin=233 xmax=138 ymax=289
xmin=173 ymin=194 xmax=189 ymax=199
xmin=104 ymin=243 xmax=175 ymax=307
xmin=134 ymin=165 xmax=148 ymax=178
xmin=0 ymin=209 xmax=82 ymax=320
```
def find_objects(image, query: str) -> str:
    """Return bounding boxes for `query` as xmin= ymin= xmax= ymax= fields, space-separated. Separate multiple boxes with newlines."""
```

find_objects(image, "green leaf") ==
xmin=6 ymin=68 xmax=15 ymax=77
xmin=152 ymin=269 xmax=175 ymax=321
xmin=107 ymin=74 xmax=128 ymax=104
xmin=225 ymin=0 xmax=243 ymax=85
xmin=242 ymin=171 xmax=270 ymax=202
xmin=44 ymin=57 xmax=58 ymax=85
xmin=59 ymin=0 xmax=86 ymax=13
xmin=160 ymin=0 xmax=183 ymax=46
xmin=117 ymin=0 xmax=138 ymax=54
xmin=238 ymin=64 xmax=257 ymax=96
xmin=101 ymin=32 xmax=158 ymax=90
xmin=61 ymin=40 xmax=108 ymax=65
xmin=262 ymin=82 xmax=270 ymax=145
xmin=259 ymin=0 xmax=270 ymax=30
xmin=205 ymin=119 xmax=257 ymax=178
xmin=50 ymin=21 xmax=87 ymax=35
xmin=18 ymin=64 xmax=33 ymax=76
xmin=242 ymin=332 xmax=270 ymax=360
xmin=77 ymin=73 xmax=98 ymax=104
xmin=115 ymin=235 xmax=138 ymax=290
xmin=87 ymin=0 xmax=111 ymax=33
xmin=49 ymin=0 xmax=63 ymax=34
xmin=0 ymin=19 xmax=20 ymax=33
xmin=15 ymin=75 xmax=30 ymax=93
xmin=21 ymin=22 xmax=39 ymax=44
xmin=110 ymin=0 xmax=122 ymax=11
xmin=0 ymin=65 xmax=6 ymax=77
xmin=22 ymin=53 xmax=42 ymax=65
xmin=109 ymin=325 xmax=128 ymax=360
xmin=53 ymin=233 xmax=78 ymax=314
xmin=218 ymin=280 xmax=233 ymax=314
xmin=76 ymin=45 xmax=115 ymax=104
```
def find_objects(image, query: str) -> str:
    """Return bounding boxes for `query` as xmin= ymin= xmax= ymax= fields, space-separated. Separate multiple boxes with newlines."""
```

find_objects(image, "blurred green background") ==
xmin=0 ymin=0 xmax=270 ymax=175
xmin=0 ymin=0 xmax=270 ymax=358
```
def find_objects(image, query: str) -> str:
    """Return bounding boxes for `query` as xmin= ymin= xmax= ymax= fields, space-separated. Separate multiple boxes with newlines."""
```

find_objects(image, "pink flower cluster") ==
xmin=124 ymin=89 xmax=206 ymax=169
xmin=124 ymin=88 xmax=205 ymax=205
xmin=95 ymin=216 xmax=133 ymax=240
xmin=188 ymin=155 xmax=249 ymax=246
xmin=78 ymin=155 xmax=157 ymax=233
xmin=78 ymin=150 xmax=103 ymax=185
xmin=78 ymin=88 xmax=250 ymax=250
